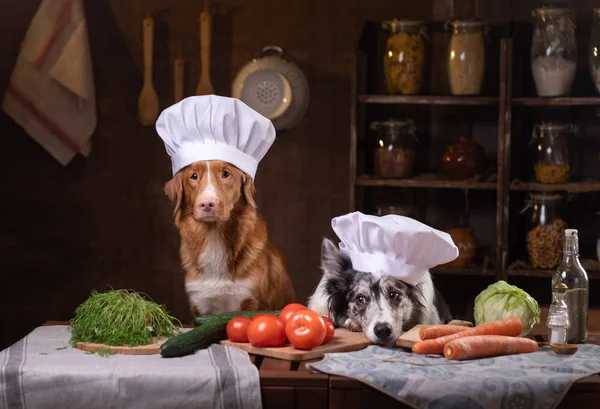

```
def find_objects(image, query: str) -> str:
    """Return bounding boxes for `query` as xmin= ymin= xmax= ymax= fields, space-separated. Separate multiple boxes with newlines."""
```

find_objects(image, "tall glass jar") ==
xmin=371 ymin=119 xmax=417 ymax=178
xmin=525 ymin=193 xmax=568 ymax=269
xmin=382 ymin=19 xmax=427 ymax=95
xmin=589 ymin=7 xmax=600 ymax=94
xmin=531 ymin=5 xmax=577 ymax=97
xmin=530 ymin=122 xmax=576 ymax=184
xmin=445 ymin=18 xmax=487 ymax=96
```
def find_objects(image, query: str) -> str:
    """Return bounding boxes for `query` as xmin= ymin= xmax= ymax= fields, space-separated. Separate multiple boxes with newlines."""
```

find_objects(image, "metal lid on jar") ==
xmin=532 ymin=4 xmax=575 ymax=18
xmin=529 ymin=192 xmax=564 ymax=201
xmin=381 ymin=18 xmax=425 ymax=33
xmin=445 ymin=17 xmax=487 ymax=29
xmin=370 ymin=118 xmax=415 ymax=130
xmin=534 ymin=122 xmax=576 ymax=133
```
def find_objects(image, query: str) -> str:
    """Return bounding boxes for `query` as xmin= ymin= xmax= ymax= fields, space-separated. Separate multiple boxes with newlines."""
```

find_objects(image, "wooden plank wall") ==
xmin=0 ymin=0 xmax=438 ymax=350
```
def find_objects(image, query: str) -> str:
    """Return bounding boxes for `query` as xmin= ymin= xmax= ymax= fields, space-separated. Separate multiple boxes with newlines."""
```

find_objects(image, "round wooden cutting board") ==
xmin=74 ymin=337 xmax=168 ymax=355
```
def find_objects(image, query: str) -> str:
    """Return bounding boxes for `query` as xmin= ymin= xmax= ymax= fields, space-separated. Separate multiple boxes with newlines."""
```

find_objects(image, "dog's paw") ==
xmin=344 ymin=318 xmax=362 ymax=332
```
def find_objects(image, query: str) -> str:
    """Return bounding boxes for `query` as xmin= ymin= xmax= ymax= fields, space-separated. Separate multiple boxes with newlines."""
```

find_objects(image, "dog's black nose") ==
xmin=374 ymin=323 xmax=392 ymax=340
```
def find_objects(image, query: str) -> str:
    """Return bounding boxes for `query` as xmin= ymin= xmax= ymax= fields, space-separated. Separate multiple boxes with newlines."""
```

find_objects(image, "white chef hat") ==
xmin=331 ymin=211 xmax=459 ymax=286
xmin=155 ymin=95 xmax=276 ymax=179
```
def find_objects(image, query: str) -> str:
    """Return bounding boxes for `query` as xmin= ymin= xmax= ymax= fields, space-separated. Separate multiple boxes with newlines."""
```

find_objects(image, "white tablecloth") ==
xmin=0 ymin=326 xmax=262 ymax=409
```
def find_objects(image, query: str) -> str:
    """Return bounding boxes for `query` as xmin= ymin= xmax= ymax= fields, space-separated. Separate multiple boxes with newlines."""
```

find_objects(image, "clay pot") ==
xmin=441 ymin=136 xmax=487 ymax=180
xmin=442 ymin=227 xmax=477 ymax=269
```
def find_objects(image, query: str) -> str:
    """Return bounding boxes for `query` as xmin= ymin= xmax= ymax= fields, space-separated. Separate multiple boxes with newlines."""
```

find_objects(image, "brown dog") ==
xmin=164 ymin=159 xmax=295 ymax=316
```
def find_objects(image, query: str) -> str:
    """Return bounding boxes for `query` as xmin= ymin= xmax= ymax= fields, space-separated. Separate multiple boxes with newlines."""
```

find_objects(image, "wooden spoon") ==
xmin=138 ymin=16 xmax=160 ymax=126
xmin=538 ymin=341 xmax=579 ymax=355
xmin=174 ymin=58 xmax=184 ymax=103
xmin=196 ymin=0 xmax=214 ymax=95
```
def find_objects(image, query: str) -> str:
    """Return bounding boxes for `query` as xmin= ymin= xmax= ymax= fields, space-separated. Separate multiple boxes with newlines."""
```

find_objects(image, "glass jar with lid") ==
xmin=529 ymin=122 xmax=576 ymax=184
xmin=589 ymin=7 xmax=600 ymax=94
xmin=382 ymin=19 xmax=427 ymax=95
xmin=524 ymin=192 xmax=568 ymax=269
xmin=445 ymin=18 xmax=487 ymax=96
xmin=531 ymin=5 xmax=577 ymax=97
xmin=371 ymin=119 xmax=417 ymax=178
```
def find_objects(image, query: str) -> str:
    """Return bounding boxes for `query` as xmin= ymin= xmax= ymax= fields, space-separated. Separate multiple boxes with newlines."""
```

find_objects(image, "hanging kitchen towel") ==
xmin=0 ymin=325 xmax=263 ymax=409
xmin=307 ymin=344 xmax=600 ymax=409
xmin=2 ymin=0 xmax=96 ymax=166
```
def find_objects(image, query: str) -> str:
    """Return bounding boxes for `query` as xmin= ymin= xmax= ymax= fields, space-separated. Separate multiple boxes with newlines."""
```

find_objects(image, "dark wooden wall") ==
xmin=0 ymin=0 xmax=443 ymax=350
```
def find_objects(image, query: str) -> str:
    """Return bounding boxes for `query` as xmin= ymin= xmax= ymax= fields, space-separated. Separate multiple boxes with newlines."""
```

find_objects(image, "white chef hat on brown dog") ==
xmin=331 ymin=211 xmax=459 ymax=286
xmin=155 ymin=95 xmax=276 ymax=179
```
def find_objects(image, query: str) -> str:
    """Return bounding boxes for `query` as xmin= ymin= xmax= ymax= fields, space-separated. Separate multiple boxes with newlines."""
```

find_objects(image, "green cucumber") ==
xmin=161 ymin=310 xmax=281 ymax=358
xmin=192 ymin=309 xmax=281 ymax=327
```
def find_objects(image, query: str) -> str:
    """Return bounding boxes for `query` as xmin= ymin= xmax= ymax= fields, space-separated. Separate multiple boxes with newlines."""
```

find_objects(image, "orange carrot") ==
xmin=419 ymin=325 xmax=471 ymax=340
xmin=412 ymin=317 xmax=523 ymax=355
xmin=443 ymin=335 xmax=538 ymax=361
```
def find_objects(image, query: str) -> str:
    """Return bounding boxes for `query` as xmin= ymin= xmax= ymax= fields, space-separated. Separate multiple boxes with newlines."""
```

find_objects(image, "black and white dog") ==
xmin=307 ymin=238 xmax=452 ymax=345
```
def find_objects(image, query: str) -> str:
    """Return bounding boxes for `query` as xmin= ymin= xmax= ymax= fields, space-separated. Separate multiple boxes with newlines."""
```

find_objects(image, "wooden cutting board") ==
xmin=75 ymin=337 xmax=168 ymax=355
xmin=396 ymin=319 xmax=473 ymax=349
xmin=220 ymin=328 xmax=370 ymax=361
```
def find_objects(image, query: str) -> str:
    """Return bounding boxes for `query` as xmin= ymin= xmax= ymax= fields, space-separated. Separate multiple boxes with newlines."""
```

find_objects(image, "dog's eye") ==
xmin=356 ymin=295 xmax=366 ymax=305
xmin=221 ymin=170 xmax=231 ymax=179
xmin=389 ymin=291 xmax=400 ymax=300
xmin=190 ymin=173 xmax=198 ymax=180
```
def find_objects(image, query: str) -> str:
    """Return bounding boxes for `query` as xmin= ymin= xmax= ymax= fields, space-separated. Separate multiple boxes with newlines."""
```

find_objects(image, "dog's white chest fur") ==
xmin=185 ymin=229 xmax=254 ymax=314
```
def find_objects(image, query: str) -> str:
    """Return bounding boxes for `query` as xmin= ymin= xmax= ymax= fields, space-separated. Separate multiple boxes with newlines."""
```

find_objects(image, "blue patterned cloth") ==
xmin=307 ymin=344 xmax=600 ymax=409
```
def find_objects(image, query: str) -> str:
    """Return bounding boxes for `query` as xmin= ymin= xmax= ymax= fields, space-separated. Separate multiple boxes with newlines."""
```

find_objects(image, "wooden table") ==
xmin=43 ymin=322 xmax=600 ymax=409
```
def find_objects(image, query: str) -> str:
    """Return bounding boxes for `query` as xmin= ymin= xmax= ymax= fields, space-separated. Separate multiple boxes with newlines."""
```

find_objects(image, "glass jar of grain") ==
xmin=371 ymin=119 xmax=417 ymax=178
xmin=445 ymin=18 xmax=487 ymax=96
xmin=525 ymin=193 xmax=567 ymax=269
xmin=530 ymin=122 xmax=576 ymax=184
xmin=531 ymin=5 xmax=577 ymax=97
xmin=382 ymin=19 xmax=427 ymax=95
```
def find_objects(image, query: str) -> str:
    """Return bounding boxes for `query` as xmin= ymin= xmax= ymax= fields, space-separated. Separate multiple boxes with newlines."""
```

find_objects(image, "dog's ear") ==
xmin=321 ymin=237 xmax=351 ymax=276
xmin=242 ymin=174 xmax=257 ymax=209
xmin=164 ymin=172 xmax=183 ymax=218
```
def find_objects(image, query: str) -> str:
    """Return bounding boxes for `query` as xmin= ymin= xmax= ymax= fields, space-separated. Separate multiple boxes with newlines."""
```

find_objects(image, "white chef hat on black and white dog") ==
xmin=331 ymin=211 xmax=459 ymax=286
xmin=155 ymin=95 xmax=276 ymax=179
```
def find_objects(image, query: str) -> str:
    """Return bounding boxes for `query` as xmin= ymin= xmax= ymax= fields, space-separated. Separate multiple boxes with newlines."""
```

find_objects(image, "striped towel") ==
xmin=0 ymin=326 xmax=263 ymax=409
xmin=2 ymin=0 xmax=96 ymax=166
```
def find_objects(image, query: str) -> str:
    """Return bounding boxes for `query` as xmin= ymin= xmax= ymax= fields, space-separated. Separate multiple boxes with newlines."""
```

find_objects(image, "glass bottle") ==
xmin=445 ymin=18 xmax=487 ymax=96
xmin=531 ymin=5 xmax=577 ymax=97
xmin=589 ymin=7 xmax=600 ymax=94
xmin=530 ymin=122 xmax=576 ymax=184
xmin=553 ymin=229 xmax=589 ymax=344
xmin=547 ymin=282 xmax=570 ymax=344
xmin=525 ymin=193 xmax=567 ymax=269
xmin=370 ymin=119 xmax=417 ymax=178
xmin=382 ymin=19 xmax=427 ymax=95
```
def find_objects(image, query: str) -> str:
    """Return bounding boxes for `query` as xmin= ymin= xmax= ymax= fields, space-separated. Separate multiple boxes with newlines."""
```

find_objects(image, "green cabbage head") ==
xmin=474 ymin=280 xmax=541 ymax=336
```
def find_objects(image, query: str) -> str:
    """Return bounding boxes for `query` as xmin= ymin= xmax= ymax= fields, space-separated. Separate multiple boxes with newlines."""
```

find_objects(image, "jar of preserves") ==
xmin=525 ymin=193 xmax=567 ymax=269
xmin=371 ymin=119 xmax=417 ymax=178
xmin=382 ymin=19 xmax=427 ymax=95
xmin=531 ymin=5 xmax=577 ymax=97
xmin=445 ymin=18 xmax=487 ymax=96
xmin=589 ymin=7 xmax=600 ymax=94
xmin=530 ymin=122 xmax=576 ymax=184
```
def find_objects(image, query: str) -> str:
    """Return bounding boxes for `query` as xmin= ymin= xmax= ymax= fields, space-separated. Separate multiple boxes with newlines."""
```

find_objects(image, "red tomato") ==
xmin=285 ymin=309 xmax=326 ymax=350
xmin=247 ymin=314 xmax=286 ymax=347
xmin=279 ymin=303 xmax=307 ymax=326
xmin=320 ymin=316 xmax=335 ymax=345
xmin=226 ymin=316 xmax=252 ymax=343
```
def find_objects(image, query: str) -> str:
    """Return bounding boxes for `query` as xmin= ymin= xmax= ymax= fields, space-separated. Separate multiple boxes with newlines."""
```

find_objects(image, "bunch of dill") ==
xmin=69 ymin=288 xmax=182 ymax=347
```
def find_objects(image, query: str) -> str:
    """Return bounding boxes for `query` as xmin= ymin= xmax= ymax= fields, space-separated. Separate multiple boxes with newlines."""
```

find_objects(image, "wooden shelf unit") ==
xmin=350 ymin=20 xmax=600 ymax=310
